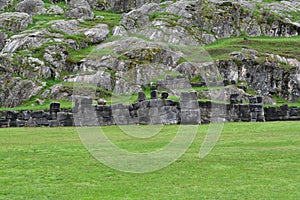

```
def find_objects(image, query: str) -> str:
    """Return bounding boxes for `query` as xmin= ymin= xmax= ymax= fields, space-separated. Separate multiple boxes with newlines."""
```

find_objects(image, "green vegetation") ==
xmin=265 ymin=96 xmax=300 ymax=108
xmin=92 ymin=10 xmax=122 ymax=28
xmin=148 ymin=12 xmax=181 ymax=22
xmin=0 ymin=122 xmax=299 ymax=199
xmin=204 ymin=36 xmax=300 ymax=60
xmin=0 ymin=81 xmax=112 ymax=111
xmin=0 ymin=98 xmax=72 ymax=111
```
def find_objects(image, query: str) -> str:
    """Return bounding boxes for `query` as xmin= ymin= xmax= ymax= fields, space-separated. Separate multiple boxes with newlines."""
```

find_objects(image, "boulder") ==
xmin=86 ymin=0 xmax=109 ymax=10
xmin=138 ymin=92 xmax=146 ymax=102
xmin=66 ymin=70 xmax=112 ymax=91
xmin=65 ymin=0 xmax=94 ymax=19
xmin=15 ymin=0 xmax=45 ymax=15
xmin=50 ymin=102 xmax=61 ymax=112
xmin=84 ymin=24 xmax=109 ymax=44
xmin=50 ymin=20 xmax=80 ymax=35
xmin=112 ymin=26 xmax=128 ymax=36
xmin=46 ymin=5 xmax=64 ymax=15
xmin=108 ymin=0 xmax=162 ymax=12
xmin=0 ymin=0 xmax=13 ymax=11
xmin=0 ymin=29 xmax=63 ymax=54
xmin=0 ymin=12 xmax=32 ymax=32
xmin=79 ymin=37 xmax=184 ymax=94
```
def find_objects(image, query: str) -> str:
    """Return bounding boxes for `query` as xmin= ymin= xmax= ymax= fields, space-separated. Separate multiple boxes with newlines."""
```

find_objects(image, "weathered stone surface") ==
xmin=1 ymin=29 xmax=62 ymax=54
xmin=84 ymin=24 xmax=109 ymax=44
xmin=0 ymin=30 xmax=8 ymax=51
xmin=0 ymin=0 xmax=13 ymax=11
xmin=50 ymin=102 xmax=61 ymax=112
xmin=0 ymin=12 xmax=32 ymax=32
xmin=15 ymin=0 xmax=46 ymax=15
xmin=50 ymin=20 xmax=80 ymax=35
xmin=67 ymin=70 xmax=112 ymax=91
xmin=161 ymin=92 xmax=168 ymax=99
xmin=157 ymin=74 xmax=191 ymax=90
xmin=120 ymin=0 xmax=300 ymax=46
xmin=107 ymin=0 xmax=161 ymax=12
xmin=86 ymin=0 xmax=109 ymax=10
xmin=150 ymin=90 xmax=158 ymax=99
xmin=0 ymin=78 xmax=42 ymax=107
xmin=80 ymin=37 xmax=183 ymax=95
xmin=46 ymin=5 xmax=64 ymax=15
xmin=112 ymin=26 xmax=128 ymax=36
xmin=217 ymin=57 xmax=300 ymax=102
xmin=66 ymin=0 xmax=94 ymax=19
xmin=138 ymin=92 xmax=146 ymax=102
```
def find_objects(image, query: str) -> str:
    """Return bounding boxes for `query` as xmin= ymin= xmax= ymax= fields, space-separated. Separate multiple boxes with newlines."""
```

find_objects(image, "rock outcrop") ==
xmin=0 ymin=0 xmax=299 ymax=108
xmin=65 ymin=0 xmax=94 ymax=19
xmin=120 ymin=1 xmax=300 ymax=45
xmin=0 ymin=0 xmax=13 ymax=11
xmin=216 ymin=53 xmax=300 ymax=102
xmin=78 ymin=37 xmax=183 ymax=94
xmin=15 ymin=0 xmax=46 ymax=15
xmin=0 ymin=78 xmax=42 ymax=107
xmin=0 ymin=12 xmax=32 ymax=32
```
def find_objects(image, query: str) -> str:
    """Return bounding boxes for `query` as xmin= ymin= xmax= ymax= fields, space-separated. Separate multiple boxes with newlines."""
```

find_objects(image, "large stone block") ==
xmin=0 ymin=119 xmax=8 ymax=128
xmin=35 ymin=117 xmax=49 ymax=126
xmin=49 ymin=120 xmax=59 ymax=127
xmin=138 ymin=92 xmax=146 ymax=102
xmin=150 ymin=90 xmax=158 ymax=99
xmin=180 ymin=109 xmax=201 ymax=124
xmin=265 ymin=107 xmax=278 ymax=121
xmin=179 ymin=100 xmax=199 ymax=109
xmin=6 ymin=111 xmax=19 ymax=120
xmin=31 ymin=111 xmax=45 ymax=118
xmin=50 ymin=102 xmax=60 ymax=112
xmin=18 ymin=111 xmax=31 ymax=120
xmin=180 ymin=91 xmax=197 ymax=102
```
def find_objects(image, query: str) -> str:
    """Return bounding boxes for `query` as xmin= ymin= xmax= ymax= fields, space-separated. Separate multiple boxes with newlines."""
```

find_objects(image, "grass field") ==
xmin=0 ymin=122 xmax=299 ymax=199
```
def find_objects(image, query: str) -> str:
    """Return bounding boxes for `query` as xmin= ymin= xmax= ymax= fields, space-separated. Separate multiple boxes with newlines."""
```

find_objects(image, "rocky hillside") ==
xmin=0 ymin=0 xmax=299 ymax=109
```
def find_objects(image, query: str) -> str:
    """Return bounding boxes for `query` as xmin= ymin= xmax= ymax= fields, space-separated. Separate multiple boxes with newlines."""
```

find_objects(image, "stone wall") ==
xmin=0 ymin=93 xmax=299 ymax=128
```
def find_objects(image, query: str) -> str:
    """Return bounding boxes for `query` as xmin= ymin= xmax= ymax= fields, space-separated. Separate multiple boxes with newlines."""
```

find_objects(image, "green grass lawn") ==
xmin=0 ymin=122 xmax=299 ymax=199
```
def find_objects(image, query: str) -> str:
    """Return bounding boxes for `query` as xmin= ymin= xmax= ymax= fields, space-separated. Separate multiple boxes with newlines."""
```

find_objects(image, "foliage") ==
xmin=204 ymin=36 xmax=300 ymax=60
xmin=0 ymin=122 xmax=299 ymax=199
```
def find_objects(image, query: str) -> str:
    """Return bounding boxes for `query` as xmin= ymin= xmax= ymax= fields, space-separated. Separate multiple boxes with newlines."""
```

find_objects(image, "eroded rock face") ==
xmin=46 ymin=5 xmax=64 ymax=15
xmin=0 ymin=0 xmax=13 ymax=11
xmin=84 ymin=24 xmax=109 ymax=44
xmin=105 ymin=0 xmax=162 ymax=12
xmin=217 ymin=58 xmax=300 ymax=102
xmin=0 ymin=0 xmax=299 ymax=109
xmin=0 ymin=78 xmax=42 ymax=107
xmin=0 ymin=29 xmax=72 ymax=80
xmin=65 ymin=0 xmax=94 ymax=19
xmin=120 ymin=1 xmax=300 ymax=45
xmin=78 ymin=37 xmax=184 ymax=94
xmin=0 ymin=12 xmax=32 ymax=32
xmin=66 ymin=70 xmax=112 ymax=90
xmin=112 ymin=26 xmax=128 ymax=36
xmin=0 ymin=30 xmax=8 ymax=50
xmin=15 ymin=0 xmax=46 ymax=15
xmin=50 ymin=20 xmax=80 ymax=35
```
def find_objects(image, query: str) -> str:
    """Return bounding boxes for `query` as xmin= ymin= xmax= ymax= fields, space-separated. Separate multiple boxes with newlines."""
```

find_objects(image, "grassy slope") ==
xmin=0 ymin=122 xmax=299 ymax=199
xmin=204 ymin=36 xmax=300 ymax=61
